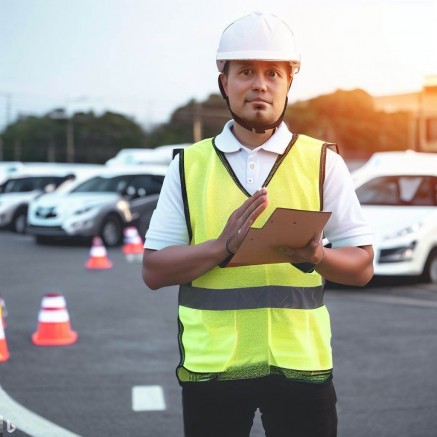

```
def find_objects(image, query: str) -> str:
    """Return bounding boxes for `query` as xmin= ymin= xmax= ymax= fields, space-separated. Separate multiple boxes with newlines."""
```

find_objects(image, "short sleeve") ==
xmin=323 ymin=150 xmax=373 ymax=247
xmin=144 ymin=155 xmax=190 ymax=249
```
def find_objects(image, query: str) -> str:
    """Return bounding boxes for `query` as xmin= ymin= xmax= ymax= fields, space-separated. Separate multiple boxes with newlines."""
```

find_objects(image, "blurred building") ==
xmin=373 ymin=75 xmax=437 ymax=153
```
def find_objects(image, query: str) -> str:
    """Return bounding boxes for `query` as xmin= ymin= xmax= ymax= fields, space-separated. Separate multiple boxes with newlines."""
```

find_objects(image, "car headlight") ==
xmin=74 ymin=206 xmax=96 ymax=215
xmin=383 ymin=222 xmax=422 ymax=241
xmin=379 ymin=242 xmax=417 ymax=263
xmin=116 ymin=200 xmax=132 ymax=221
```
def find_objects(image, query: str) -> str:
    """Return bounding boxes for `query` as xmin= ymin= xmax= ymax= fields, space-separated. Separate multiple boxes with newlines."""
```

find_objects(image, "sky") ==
xmin=1 ymin=0 xmax=436 ymax=132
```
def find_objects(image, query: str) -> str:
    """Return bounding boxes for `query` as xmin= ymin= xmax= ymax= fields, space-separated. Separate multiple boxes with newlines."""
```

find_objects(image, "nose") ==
xmin=252 ymin=71 xmax=267 ymax=92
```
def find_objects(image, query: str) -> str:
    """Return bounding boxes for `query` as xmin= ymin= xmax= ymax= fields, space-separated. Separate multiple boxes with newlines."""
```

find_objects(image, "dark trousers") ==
xmin=182 ymin=375 xmax=337 ymax=437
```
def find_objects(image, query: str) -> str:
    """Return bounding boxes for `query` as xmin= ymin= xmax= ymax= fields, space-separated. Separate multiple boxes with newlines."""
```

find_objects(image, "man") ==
xmin=143 ymin=11 xmax=373 ymax=437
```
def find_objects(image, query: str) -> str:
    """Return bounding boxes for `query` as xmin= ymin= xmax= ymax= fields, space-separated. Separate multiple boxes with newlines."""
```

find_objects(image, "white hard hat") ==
xmin=216 ymin=12 xmax=301 ymax=73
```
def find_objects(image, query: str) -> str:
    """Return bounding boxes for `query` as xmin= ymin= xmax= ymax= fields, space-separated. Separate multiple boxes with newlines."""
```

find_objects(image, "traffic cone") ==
xmin=0 ymin=307 xmax=10 ymax=361
xmin=0 ymin=297 xmax=7 ymax=329
xmin=85 ymin=236 xmax=113 ymax=270
xmin=122 ymin=227 xmax=144 ymax=262
xmin=32 ymin=293 xmax=78 ymax=346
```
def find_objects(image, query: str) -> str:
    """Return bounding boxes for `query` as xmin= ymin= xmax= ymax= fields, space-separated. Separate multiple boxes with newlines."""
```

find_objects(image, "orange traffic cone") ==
xmin=122 ymin=227 xmax=144 ymax=262
xmin=0 ymin=297 xmax=7 ymax=329
xmin=0 ymin=307 xmax=10 ymax=361
xmin=32 ymin=293 xmax=78 ymax=346
xmin=85 ymin=236 xmax=113 ymax=270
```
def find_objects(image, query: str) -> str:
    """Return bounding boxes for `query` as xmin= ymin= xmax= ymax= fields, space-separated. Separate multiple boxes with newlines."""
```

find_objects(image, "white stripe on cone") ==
xmin=41 ymin=295 xmax=66 ymax=309
xmin=90 ymin=246 xmax=107 ymax=257
xmin=38 ymin=309 xmax=70 ymax=323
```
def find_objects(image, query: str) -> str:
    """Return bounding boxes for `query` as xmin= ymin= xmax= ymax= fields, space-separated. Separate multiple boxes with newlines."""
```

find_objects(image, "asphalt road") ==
xmin=0 ymin=231 xmax=436 ymax=437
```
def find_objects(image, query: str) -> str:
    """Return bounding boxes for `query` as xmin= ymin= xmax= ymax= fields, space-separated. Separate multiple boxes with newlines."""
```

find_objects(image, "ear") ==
xmin=218 ymin=73 xmax=228 ymax=100
xmin=288 ymin=74 xmax=293 ymax=91
xmin=220 ymin=73 xmax=228 ymax=94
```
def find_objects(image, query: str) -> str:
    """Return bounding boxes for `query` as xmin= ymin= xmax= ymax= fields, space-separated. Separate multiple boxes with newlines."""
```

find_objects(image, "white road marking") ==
xmin=132 ymin=385 xmax=166 ymax=411
xmin=0 ymin=385 xmax=81 ymax=437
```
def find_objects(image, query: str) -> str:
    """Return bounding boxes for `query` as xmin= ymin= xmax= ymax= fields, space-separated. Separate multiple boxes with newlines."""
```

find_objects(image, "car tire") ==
xmin=12 ymin=208 xmax=28 ymax=234
xmin=424 ymin=249 xmax=437 ymax=284
xmin=100 ymin=214 xmax=123 ymax=247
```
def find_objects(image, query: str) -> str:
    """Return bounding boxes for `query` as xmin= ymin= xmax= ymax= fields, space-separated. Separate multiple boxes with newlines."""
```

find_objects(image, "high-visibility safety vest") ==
xmin=177 ymin=134 xmax=337 ymax=383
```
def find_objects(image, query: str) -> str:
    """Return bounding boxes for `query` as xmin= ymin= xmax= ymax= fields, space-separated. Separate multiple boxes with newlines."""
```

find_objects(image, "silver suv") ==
xmin=27 ymin=166 xmax=166 ymax=246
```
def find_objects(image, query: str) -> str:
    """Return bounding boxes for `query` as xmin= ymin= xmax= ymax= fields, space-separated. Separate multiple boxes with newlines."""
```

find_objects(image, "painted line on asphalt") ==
xmin=132 ymin=385 xmax=166 ymax=411
xmin=0 ymin=385 xmax=81 ymax=437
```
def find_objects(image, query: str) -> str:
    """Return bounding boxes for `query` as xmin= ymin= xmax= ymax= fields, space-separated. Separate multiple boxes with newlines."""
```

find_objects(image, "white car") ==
xmin=27 ymin=165 xmax=167 ymax=246
xmin=0 ymin=161 xmax=24 ymax=185
xmin=0 ymin=164 xmax=104 ymax=234
xmin=105 ymin=144 xmax=190 ymax=167
xmin=354 ymin=151 xmax=437 ymax=283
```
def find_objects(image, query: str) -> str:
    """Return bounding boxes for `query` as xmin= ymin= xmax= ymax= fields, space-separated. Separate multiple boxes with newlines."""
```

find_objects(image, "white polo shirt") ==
xmin=145 ymin=121 xmax=373 ymax=250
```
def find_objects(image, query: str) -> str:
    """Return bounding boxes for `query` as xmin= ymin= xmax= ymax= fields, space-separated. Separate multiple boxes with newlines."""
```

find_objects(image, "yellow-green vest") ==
xmin=177 ymin=134 xmax=336 ymax=383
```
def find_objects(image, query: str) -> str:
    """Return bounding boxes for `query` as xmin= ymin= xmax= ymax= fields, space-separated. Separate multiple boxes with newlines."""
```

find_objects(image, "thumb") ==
xmin=311 ymin=233 xmax=322 ymax=247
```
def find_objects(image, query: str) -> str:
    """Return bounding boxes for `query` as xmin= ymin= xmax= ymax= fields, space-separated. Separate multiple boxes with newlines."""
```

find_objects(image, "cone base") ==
xmin=85 ymin=259 xmax=113 ymax=270
xmin=32 ymin=330 xmax=78 ymax=346
xmin=0 ymin=348 xmax=10 ymax=362
xmin=122 ymin=246 xmax=143 ymax=255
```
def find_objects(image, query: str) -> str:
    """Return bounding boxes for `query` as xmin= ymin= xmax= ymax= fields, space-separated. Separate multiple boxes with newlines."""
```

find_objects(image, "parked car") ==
xmin=0 ymin=161 xmax=24 ymax=185
xmin=354 ymin=151 xmax=437 ymax=283
xmin=105 ymin=144 xmax=190 ymax=167
xmin=105 ymin=149 xmax=155 ymax=166
xmin=27 ymin=165 xmax=167 ymax=246
xmin=0 ymin=172 xmax=75 ymax=234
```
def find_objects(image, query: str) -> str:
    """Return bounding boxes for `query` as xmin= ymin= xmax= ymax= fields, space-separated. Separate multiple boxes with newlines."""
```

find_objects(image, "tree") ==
xmin=286 ymin=89 xmax=410 ymax=157
xmin=1 ymin=110 xmax=148 ymax=163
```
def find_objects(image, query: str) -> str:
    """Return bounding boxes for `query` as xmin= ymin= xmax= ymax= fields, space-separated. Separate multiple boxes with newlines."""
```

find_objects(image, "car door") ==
xmin=124 ymin=174 xmax=164 ymax=236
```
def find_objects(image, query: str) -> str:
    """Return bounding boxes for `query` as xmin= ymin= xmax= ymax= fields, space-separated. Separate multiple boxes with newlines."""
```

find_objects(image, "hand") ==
xmin=277 ymin=233 xmax=325 ymax=266
xmin=218 ymin=188 xmax=268 ymax=256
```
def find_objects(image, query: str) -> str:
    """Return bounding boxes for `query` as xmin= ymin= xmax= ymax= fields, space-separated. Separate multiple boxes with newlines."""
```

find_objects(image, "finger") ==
xmin=237 ymin=198 xmax=268 ymax=238
xmin=234 ymin=188 xmax=267 ymax=220
xmin=227 ymin=198 xmax=268 ymax=253
xmin=309 ymin=233 xmax=322 ymax=248
xmin=236 ymin=192 xmax=268 ymax=228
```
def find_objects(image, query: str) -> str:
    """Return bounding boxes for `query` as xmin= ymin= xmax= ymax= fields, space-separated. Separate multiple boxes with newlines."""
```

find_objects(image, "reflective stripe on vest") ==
xmin=179 ymin=284 xmax=324 ymax=310
xmin=178 ymin=134 xmax=335 ymax=381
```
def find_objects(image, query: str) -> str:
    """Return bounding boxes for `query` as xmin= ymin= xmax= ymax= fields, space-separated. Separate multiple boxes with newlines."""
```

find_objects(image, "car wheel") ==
xmin=425 ymin=249 xmax=437 ymax=284
xmin=13 ymin=208 xmax=28 ymax=234
xmin=100 ymin=214 xmax=123 ymax=247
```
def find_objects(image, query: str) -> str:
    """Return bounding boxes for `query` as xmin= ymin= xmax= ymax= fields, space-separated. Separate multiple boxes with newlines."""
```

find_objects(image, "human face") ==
xmin=220 ymin=60 xmax=292 ymax=128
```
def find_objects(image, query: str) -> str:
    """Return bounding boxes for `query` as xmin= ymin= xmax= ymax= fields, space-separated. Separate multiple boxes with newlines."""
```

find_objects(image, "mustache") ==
xmin=246 ymin=96 xmax=272 ymax=104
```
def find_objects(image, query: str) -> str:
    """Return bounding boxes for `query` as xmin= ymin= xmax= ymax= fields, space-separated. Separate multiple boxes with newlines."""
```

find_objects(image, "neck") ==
xmin=231 ymin=122 xmax=276 ymax=149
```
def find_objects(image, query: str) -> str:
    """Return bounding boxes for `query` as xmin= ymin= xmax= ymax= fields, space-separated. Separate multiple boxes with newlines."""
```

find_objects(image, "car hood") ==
xmin=34 ymin=192 xmax=121 ymax=212
xmin=361 ymin=205 xmax=435 ymax=238
xmin=0 ymin=192 xmax=41 ymax=204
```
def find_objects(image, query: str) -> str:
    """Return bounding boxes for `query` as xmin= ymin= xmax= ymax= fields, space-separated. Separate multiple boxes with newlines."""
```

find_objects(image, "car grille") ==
xmin=35 ymin=207 xmax=58 ymax=218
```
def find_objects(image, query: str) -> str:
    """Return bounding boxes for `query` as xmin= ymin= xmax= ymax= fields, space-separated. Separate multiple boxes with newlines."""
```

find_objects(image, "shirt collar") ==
xmin=214 ymin=120 xmax=293 ymax=155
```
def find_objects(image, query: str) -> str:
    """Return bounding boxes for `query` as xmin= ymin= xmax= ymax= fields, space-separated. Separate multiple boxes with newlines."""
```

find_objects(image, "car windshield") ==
xmin=71 ymin=175 xmax=131 ymax=193
xmin=71 ymin=174 xmax=164 ymax=195
xmin=356 ymin=175 xmax=436 ymax=206
xmin=3 ymin=176 xmax=65 ymax=193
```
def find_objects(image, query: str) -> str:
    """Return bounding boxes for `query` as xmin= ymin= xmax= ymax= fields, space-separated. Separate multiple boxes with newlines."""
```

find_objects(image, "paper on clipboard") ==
xmin=227 ymin=208 xmax=332 ymax=267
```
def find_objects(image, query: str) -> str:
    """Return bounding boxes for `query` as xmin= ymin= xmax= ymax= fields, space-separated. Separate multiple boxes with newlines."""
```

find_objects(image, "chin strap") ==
xmin=218 ymin=76 xmax=288 ymax=134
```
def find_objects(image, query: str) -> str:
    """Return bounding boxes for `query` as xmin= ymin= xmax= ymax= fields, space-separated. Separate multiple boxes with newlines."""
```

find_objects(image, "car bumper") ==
xmin=373 ymin=241 xmax=426 ymax=276
xmin=27 ymin=223 xmax=99 ymax=238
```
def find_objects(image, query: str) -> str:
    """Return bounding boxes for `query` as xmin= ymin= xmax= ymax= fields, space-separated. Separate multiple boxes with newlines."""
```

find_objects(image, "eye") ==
xmin=268 ymin=70 xmax=278 ymax=78
xmin=242 ymin=69 xmax=252 ymax=76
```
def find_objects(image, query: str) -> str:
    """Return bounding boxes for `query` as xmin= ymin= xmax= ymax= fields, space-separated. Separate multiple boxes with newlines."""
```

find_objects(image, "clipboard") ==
xmin=227 ymin=208 xmax=332 ymax=267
